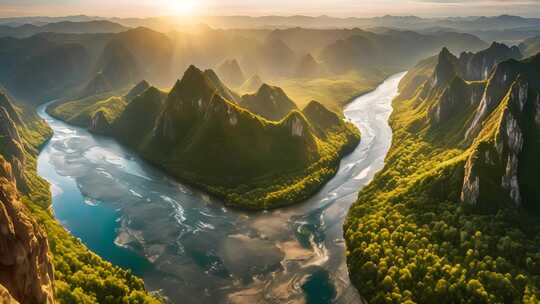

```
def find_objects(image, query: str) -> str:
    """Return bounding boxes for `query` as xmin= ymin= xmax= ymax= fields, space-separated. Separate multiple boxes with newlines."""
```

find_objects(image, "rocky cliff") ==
xmin=0 ymin=94 xmax=55 ymax=303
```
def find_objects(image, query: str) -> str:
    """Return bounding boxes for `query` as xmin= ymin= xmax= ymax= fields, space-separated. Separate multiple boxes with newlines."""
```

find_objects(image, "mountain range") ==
xmin=49 ymin=65 xmax=361 ymax=209
xmin=345 ymin=41 xmax=540 ymax=303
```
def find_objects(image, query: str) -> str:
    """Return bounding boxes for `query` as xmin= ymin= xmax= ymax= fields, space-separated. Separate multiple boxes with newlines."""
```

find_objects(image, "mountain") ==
xmin=241 ymin=36 xmax=297 ymax=78
xmin=111 ymin=27 xmax=174 ymax=86
xmin=240 ymin=83 xmax=298 ymax=120
xmin=457 ymin=42 xmax=522 ymax=80
xmin=125 ymin=80 xmax=150 ymax=101
xmin=82 ymin=39 xmax=142 ymax=96
xmin=217 ymin=59 xmax=246 ymax=87
xmin=49 ymin=65 xmax=360 ymax=209
xmin=203 ymin=68 xmax=242 ymax=104
xmin=520 ymin=35 xmax=540 ymax=57
xmin=320 ymin=29 xmax=488 ymax=73
xmin=295 ymin=53 xmax=324 ymax=78
xmin=0 ymin=20 xmax=129 ymax=38
xmin=345 ymin=45 xmax=540 ymax=303
xmin=9 ymin=43 xmax=91 ymax=103
xmin=240 ymin=74 xmax=263 ymax=93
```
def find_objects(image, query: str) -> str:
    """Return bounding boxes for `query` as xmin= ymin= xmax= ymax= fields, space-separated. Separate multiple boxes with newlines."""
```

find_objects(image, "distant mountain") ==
xmin=240 ymin=74 xmax=263 ymax=93
xmin=241 ymin=36 xmax=297 ymax=78
xmin=240 ymin=83 xmax=298 ymax=120
xmin=0 ymin=20 xmax=129 ymax=38
xmin=295 ymin=53 xmax=324 ymax=78
xmin=217 ymin=59 xmax=246 ymax=87
xmin=111 ymin=27 xmax=174 ymax=86
xmin=10 ymin=43 xmax=91 ymax=103
xmin=520 ymin=35 xmax=540 ymax=57
xmin=320 ymin=29 xmax=487 ymax=73
xmin=82 ymin=39 xmax=142 ymax=96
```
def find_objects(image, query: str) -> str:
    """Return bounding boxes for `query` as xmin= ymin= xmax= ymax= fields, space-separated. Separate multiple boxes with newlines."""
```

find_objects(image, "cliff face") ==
xmin=0 ymin=95 xmax=55 ymax=303
xmin=0 ymin=157 xmax=55 ymax=304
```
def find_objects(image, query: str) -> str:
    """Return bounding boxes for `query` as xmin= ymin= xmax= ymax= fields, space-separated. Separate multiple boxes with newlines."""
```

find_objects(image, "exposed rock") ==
xmin=90 ymin=110 xmax=111 ymax=134
xmin=461 ymin=79 xmax=532 ymax=209
xmin=457 ymin=42 xmax=522 ymax=81
xmin=0 ymin=107 xmax=27 ymax=190
xmin=0 ymin=156 xmax=55 ymax=304
xmin=125 ymin=80 xmax=150 ymax=101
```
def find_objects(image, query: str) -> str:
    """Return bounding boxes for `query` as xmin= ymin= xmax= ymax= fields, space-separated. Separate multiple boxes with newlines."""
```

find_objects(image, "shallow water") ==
xmin=37 ymin=72 xmax=406 ymax=304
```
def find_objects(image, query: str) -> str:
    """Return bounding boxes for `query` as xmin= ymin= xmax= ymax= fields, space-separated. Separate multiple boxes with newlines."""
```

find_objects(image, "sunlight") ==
xmin=167 ymin=0 xmax=200 ymax=16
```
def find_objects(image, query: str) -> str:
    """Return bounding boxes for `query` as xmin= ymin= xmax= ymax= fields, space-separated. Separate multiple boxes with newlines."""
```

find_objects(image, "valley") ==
xmin=37 ymin=73 xmax=405 ymax=303
xmin=2 ymin=5 xmax=540 ymax=304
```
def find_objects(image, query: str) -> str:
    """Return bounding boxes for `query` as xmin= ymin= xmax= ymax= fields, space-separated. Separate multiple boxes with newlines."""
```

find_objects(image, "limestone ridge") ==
xmin=458 ymin=42 xmax=522 ymax=81
xmin=125 ymin=80 xmax=150 ymax=101
xmin=461 ymin=63 xmax=540 ymax=211
xmin=105 ymin=65 xmax=360 ymax=209
xmin=402 ymin=43 xmax=540 ymax=212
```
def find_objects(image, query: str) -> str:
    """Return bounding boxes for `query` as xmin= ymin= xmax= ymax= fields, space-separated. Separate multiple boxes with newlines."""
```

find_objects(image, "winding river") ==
xmin=37 ymin=72 xmax=406 ymax=304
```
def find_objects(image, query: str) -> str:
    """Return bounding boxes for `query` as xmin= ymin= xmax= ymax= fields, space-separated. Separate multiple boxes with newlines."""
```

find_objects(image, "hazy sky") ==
xmin=1 ymin=0 xmax=540 ymax=18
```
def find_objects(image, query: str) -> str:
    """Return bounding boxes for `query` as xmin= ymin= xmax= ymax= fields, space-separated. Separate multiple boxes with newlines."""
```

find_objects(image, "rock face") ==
xmin=0 ymin=93 xmax=54 ymax=303
xmin=89 ymin=110 xmax=111 ymax=134
xmin=457 ymin=42 xmax=522 ymax=81
xmin=459 ymin=51 xmax=540 ymax=211
xmin=410 ymin=44 xmax=539 ymax=212
xmin=0 ymin=158 xmax=54 ymax=304
xmin=0 ymin=101 xmax=27 ymax=191
xmin=240 ymin=83 xmax=298 ymax=121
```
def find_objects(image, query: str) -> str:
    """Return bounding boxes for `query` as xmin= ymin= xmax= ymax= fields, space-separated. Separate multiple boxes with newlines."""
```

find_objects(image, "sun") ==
xmin=168 ymin=0 xmax=200 ymax=16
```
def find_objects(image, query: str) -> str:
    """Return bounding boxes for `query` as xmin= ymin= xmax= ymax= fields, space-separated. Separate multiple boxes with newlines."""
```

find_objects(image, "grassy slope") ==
xmin=344 ymin=68 xmax=540 ymax=303
xmin=14 ymin=104 xmax=160 ymax=303
xmin=47 ymin=89 xmax=128 ymax=126
xmin=268 ymin=70 xmax=388 ymax=113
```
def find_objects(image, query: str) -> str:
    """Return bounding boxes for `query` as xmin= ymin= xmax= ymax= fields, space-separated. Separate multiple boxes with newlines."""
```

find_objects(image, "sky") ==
xmin=1 ymin=0 xmax=540 ymax=18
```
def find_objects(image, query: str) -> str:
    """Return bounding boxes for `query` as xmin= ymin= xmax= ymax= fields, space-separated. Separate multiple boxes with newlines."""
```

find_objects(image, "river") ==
xmin=36 ymin=72 xmax=406 ymax=304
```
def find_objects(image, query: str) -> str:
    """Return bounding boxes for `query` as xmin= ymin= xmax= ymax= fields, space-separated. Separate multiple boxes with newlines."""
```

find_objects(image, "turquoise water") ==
xmin=37 ymin=72 xmax=405 ymax=303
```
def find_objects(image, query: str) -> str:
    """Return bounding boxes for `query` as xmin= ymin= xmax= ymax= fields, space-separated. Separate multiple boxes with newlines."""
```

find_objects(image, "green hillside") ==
xmin=344 ymin=46 xmax=540 ymax=303
xmin=48 ymin=65 xmax=360 ymax=210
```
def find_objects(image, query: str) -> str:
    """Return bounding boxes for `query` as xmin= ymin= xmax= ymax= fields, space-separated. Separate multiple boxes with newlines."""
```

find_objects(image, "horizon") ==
xmin=2 ymin=0 xmax=540 ymax=19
